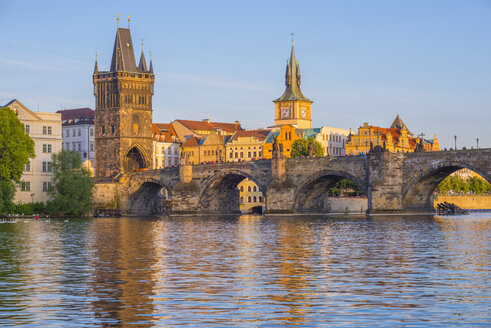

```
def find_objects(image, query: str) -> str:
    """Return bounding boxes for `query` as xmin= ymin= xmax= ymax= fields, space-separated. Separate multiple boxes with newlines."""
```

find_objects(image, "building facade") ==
xmin=93 ymin=24 xmax=155 ymax=179
xmin=57 ymin=108 xmax=95 ymax=173
xmin=225 ymin=130 xmax=269 ymax=162
xmin=152 ymin=123 xmax=180 ymax=169
xmin=346 ymin=115 xmax=440 ymax=155
xmin=5 ymin=100 xmax=62 ymax=203
xmin=273 ymin=43 xmax=313 ymax=129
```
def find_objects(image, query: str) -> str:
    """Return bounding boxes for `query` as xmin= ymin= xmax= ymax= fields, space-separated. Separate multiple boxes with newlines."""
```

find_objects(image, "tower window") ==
xmin=102 ymin=126 xmax=105 ymax=134
xmin=112 ymin=125 xmax=115 ymax=134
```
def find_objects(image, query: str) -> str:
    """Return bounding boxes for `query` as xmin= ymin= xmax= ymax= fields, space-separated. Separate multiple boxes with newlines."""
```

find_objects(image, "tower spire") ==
xmin=138 ymin=39 xmax=148 ymax=72
xmin=94 ymin=52 xmax=98 ymax=74
xmin=149 ymin=51 xmax=153 ymax=73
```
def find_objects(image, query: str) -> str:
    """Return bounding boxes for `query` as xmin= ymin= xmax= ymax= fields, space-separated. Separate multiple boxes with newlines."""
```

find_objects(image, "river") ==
xmin=0 ymin=213 xmax=489 ymax=327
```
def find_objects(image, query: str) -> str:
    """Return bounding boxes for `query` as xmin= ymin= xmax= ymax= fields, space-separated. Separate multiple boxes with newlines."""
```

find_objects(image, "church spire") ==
xmin=275 ymin=42 xmax=311 ymax=103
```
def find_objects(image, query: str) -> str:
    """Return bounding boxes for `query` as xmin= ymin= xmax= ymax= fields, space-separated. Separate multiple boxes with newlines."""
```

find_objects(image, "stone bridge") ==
xmin=93 ymin=149 xmax=491 ymax=215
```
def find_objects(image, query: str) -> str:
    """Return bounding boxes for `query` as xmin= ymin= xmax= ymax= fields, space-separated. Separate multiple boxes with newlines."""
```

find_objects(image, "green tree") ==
xmin=0 ymin=107 xmax=35 ymax=213
xmin=290 ymin=137 xmax=324 ymax=158
xmin=290 ymin=139 xmax=309 ymax=158
xmin=49 ymin=150 xmax=94 ymax=216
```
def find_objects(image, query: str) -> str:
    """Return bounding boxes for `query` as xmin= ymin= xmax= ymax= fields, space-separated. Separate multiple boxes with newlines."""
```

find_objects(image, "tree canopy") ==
xmin=49 ymin=150 xmax=94 ymax=216
xmin=290 ymin=137 xmax=324 ymax=158
xmin=0 ymin=107 xmax=35 ymax=213
xmin=435 ymin=174 xmax=491 ymax=194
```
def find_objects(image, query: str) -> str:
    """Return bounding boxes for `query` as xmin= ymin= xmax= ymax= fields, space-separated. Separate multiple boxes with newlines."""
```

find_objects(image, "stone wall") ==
xmin=326 ymin=197 xmax=368 ymax=214
xmin=434 ymin=195 xmax=491 ymax=210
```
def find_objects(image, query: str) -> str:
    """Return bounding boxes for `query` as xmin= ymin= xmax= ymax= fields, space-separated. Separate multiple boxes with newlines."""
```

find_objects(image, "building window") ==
xmin=42 ymin=161 xmax=52 ymax=172
xmin=25 ymin=125 xmax=30 ymax=135
xmin=253 ymin=196 xmax=257 ymax=203
xmin=248 ymin=186 xmax=251 ymax=192
xmin=47 ymin=126 xmax=52 ymax=135
xmin=72 ymin=129 xmax=76 ymax=137
xmin=72 ymin=142 xmax=76 ymax=150
xmin=90 ymin=142 xmax=94 ymax=152
xmin=101 ymin=126 xmax=105 ymax=134
xmin=259 ymin=196 xmax=263 ymax=202
xmin=240 ymin=196 xmax=244 ymax=204
xmin=253 ymin=186 xmax=257 ymax=192
xmin=65 ymin=130 xmax=69 ymax=137
xmin=43 ymin=126 xmax=47 ymax=134
xmin=24 ymin=162 xmax=30 ymax=172
xmin=240 ymin=186 xmax=244 ymax=192
xmin=111 ymin=125 xmax=115 ymax=134
xmin=247 ymin=196 xmax=251 ymax=202
xmin=65 ymin=142 xmax=70 ymax=150
xmin=42 ymin=144 xmax=52 ymax=153
xmin=42 ymin=181 xmax=52 ymax=192
xmin=21 ymin=181 xmax=30 ymax=191
xmin=78 ymin=128 xmax=81 ymax=136
xmin=90 ymin=128 xmax=94 ymax=136
xmin=248 ymin=151 xmax=251 ymax=158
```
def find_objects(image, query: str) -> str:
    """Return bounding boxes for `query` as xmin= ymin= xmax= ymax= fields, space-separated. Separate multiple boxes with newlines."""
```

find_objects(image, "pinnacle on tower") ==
xmin=275 ymin=43 xmax=311 ymax=102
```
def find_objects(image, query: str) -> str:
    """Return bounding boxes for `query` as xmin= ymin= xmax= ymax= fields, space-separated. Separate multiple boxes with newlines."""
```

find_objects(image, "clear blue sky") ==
xmin=1 ymin=0 xmax=490 ymax=148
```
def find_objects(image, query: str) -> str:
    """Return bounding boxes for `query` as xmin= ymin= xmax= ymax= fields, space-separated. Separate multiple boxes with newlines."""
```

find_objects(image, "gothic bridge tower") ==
xmin=93 ymin=21 xmax=155 ymax=179
xmin=273 ymin=42 xmax=313 ymax=129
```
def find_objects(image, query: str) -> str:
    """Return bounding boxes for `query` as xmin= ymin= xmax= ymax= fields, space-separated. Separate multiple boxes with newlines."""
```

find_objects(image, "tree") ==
xmin=49 ymin=150 xmax=94 ymax=216
xmin=290 ymin=137 xmax=324 ymax=158
xmin=0 ymin=107 xmax=35 ymax=213
xmin=291 ymin=139 xmax=309 ymax=158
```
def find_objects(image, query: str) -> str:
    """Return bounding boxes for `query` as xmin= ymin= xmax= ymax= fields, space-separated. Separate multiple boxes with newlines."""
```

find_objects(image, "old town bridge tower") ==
xmin=93 ymin=23 xmax=154 ymax=179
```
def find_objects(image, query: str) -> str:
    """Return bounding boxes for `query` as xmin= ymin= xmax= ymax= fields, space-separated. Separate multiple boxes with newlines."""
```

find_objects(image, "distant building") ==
xmin=152 ymin=123 xmax=180 ymax=169
xmin=238 ymin=179 xmax=265 ymax=213
xmin=57 ymin=108 xmax=95 ymax=173
xmin=171 ymin=119 xmax=242 ymax=142
xmin=299 ymin=126 xmax=351 ymax=157
xmin=225 ymin=129 xmax=269 ymax=162
xmin=346 ymin=115 xmax=440 ymax=155
xmin=273 ymin=42 xmax=312 ymax=129
xmin=5 ymin=99 xmax=62 ymax=204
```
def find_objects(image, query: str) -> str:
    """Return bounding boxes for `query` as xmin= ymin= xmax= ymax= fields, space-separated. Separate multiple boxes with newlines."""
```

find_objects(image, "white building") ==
xmin=5 ymin=99 xmax=62 ymax=204
xmin=57 ymin=108 xmax=95 ymax=173
xmin=152 ymin=123 xmax=180 ymax=169
xmin=298 ymin=126 xmax=351 ymax=157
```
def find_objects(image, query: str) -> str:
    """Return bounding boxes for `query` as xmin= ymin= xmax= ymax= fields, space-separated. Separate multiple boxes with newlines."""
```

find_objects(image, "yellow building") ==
xmin=263 ymin=125 xmax=301 ymax=159
xmin=225 ymin=130 xmax=269 ymax=162
xmin=346 ymin=115 xmax=440 ymax=155
xmin=273 ymin=42 xmax=312 ymax=129
xmin=238 ymin=178 xmax=265 ymax=213
xmin=180 ymin=130 xmax=226 ymax=165
xmin=171 ymin=119 xmax=242 ymax=141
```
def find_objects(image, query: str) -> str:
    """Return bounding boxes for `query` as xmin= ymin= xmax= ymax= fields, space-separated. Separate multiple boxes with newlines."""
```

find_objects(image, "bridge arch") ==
xmin=124 ymin=144 xmax=149 ymax=172
xmin=198 ymin=169 xmax=267 ymax=213
xmin=294 ymin=170 xmax=367 ymax=212
xmin=127 ymin=178 xmax=172 ymax=215
xmin=402 ymin=160 xmax=491 ymax=212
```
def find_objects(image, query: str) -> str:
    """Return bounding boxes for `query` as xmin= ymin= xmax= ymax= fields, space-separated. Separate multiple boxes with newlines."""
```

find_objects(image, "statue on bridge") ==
xmin=308 ymin=140 xmax=315 ymax=157
xmin=179 ymin=150 xmax=189 ymax=165
xmin=272 ymin=137 xmax=285 ymax=159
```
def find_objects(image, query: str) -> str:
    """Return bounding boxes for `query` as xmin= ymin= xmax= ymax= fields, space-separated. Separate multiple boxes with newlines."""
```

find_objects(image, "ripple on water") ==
xmin=0 ymin=214 xmax=489 ymax=327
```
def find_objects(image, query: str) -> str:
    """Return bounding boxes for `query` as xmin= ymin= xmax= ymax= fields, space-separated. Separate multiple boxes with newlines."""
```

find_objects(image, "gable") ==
xmin=4 ymin=99 xmax=42 ymax=121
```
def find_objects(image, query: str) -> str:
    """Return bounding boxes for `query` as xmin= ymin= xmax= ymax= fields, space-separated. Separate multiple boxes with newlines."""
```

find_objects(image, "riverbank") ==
xmin=433 ymin=195 xmax=491 ymax=210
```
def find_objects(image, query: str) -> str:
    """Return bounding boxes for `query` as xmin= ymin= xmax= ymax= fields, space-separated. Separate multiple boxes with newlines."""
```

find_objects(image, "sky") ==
xmin=0 ymin=0 xmax=490 ymax=149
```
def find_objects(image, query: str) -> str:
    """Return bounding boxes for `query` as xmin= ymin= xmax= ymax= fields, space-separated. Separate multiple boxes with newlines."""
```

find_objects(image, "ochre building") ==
xmin=345 ymin=115 xmax=439 ymax=155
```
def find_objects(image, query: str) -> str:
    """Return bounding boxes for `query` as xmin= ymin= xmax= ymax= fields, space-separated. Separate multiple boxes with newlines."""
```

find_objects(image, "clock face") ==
xmin=301 ymin=108 xmax=307 ymax=118
xmin=282 ymin=108 xmax=291 ymax=118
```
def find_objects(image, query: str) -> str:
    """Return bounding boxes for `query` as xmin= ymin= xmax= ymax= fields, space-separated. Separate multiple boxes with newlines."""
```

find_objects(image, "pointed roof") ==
xmin=110 ymin=28 xmax=137 ymax=72
xmin=149 ymin=59 xmax=153 ymax=73
xmin=274 ymin=44 xmax=312 ymax=103
xmin=138 ymin=51 xmax=148 ymax=72
xmin=390 ymin=114 xmax=409 ymax=132
xmin=94 ymin=58 xmax=98 ymax=74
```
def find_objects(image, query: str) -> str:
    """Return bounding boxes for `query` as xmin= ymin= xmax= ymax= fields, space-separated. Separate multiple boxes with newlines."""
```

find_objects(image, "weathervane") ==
xmin=117 ymin=14 xmax=119 ymax=28
xmin=291 ymin=32 xmax=294 ymax=45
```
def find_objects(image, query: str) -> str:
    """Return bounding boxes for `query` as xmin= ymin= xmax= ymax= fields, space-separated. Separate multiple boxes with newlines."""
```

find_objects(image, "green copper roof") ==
xmin=274 ymin=44 xmax=312 ymax=103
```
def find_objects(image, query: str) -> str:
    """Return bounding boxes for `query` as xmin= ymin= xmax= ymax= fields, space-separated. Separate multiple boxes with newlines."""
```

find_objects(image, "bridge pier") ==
xmin=266 ymin=157 xmax=296 ymax=213
xmin=367 ymin=152 xmax=404 ymax=214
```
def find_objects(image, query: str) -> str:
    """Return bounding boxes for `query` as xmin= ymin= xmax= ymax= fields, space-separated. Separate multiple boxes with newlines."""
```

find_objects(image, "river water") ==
xmin=0 ymin=213 xmax=489 ymax=327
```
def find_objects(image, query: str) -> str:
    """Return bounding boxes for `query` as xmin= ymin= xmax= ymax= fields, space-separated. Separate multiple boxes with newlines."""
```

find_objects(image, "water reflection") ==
xmin=0 ymin=214 xmax=488 ymax=327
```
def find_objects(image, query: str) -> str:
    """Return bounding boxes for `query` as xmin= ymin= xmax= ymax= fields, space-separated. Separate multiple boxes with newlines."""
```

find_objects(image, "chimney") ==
xmin=202 ymin=118 xmax=210 ymax=123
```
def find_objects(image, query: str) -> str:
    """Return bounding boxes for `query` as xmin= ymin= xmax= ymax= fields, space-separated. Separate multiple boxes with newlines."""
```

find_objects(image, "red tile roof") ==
xmin=176 ymin=119 xmax=242 ymax=133
xmin=56 ymin=108 xmax=94 ymax=122
xmin=230 ymin=129 xmax=270 ymax=141
xmin=181 ymin=136 xmax=201 ymax=147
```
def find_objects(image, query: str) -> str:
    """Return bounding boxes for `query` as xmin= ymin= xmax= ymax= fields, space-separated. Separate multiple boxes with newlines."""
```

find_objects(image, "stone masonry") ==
xmin=92 ymin=149 xmax=491 ymax=215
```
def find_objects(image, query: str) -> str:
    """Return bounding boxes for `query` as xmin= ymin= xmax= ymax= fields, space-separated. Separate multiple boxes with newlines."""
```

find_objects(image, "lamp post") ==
xmin=476 ymin=138 xmax=479 ymax=149
xmin=454 ymin=135 xmax=457 ymax=150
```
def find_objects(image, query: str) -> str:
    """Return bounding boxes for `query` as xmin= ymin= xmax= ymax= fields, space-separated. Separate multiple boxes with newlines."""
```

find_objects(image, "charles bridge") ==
xmin=93 ymin=148 xmax=491 ymax=215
